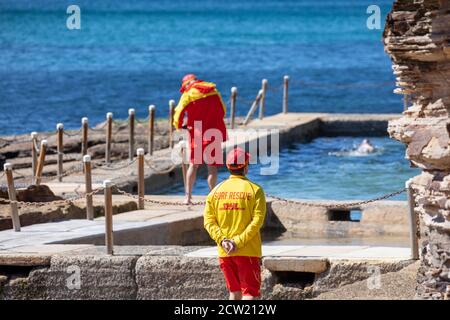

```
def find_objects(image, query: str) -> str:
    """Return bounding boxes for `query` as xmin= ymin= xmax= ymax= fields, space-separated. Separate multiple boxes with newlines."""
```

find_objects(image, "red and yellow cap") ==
xmin=226 ymin=147 xmax=251 ymax=170
xmin=180 ymin=74 xmax=197 ymax=93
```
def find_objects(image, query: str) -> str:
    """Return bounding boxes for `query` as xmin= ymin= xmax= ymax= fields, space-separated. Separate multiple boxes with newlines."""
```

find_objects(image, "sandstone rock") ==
xmin=384 ymin=0 xmax=450 ymax=299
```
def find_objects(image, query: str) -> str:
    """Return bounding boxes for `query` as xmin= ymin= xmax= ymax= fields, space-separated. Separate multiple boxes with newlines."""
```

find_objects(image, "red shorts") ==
xmin=219 ymin=256 xmax=261 ymax=297
xmin=189 ymin=138 xmax=223 ymax=166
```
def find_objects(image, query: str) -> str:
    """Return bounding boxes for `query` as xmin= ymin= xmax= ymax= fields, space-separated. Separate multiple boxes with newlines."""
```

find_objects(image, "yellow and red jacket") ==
xmin=204 ymin=175 xmax=266 ymax=258
xmin=173 ymin=80 xmax=227 ymax=144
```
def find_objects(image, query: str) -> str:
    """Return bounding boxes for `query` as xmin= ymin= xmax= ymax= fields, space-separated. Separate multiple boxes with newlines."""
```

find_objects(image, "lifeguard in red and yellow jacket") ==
xmin=173 ymin=74 xmax=228 ymax=204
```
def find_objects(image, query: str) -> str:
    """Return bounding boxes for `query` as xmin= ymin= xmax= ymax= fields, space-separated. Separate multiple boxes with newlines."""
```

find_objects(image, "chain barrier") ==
xmin=63 ymin=128 xmax=82 ymax=137
xmin=266 ymin=188 xmax=406 ymax=209
xmin=0 ymin=187 xmax=104 ymax=208
xmin=90 ymin=121 xmax=107 ymax=132
xmin=144 ymin=157 xmax=179 ymax=174
xmin=135 ymin=116 xmax=150 ymax=125
xmin=92 ymin=159 xmax=137 ymax=171
xmin=114 ymin=187 xmax=206 ymax=206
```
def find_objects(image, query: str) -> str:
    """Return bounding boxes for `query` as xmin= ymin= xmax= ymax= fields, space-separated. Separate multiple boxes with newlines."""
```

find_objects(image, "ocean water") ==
xmin=163 ymin=137 xmax=419 ymax=200
xmin=0 ymin=0 xmax=399 ymax=136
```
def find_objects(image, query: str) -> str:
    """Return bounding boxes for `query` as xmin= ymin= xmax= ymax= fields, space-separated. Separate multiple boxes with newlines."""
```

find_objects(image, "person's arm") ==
xmin=203 ymin=194 xmax=226 ymax=245
xmin=173 ymin=93 xmax=191 ymax=129
xmin=231 ymin=188 xmax=266 ymax=249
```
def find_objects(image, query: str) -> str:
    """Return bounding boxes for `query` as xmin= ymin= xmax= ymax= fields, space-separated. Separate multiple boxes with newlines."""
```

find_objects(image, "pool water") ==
xmin=160 ymin=137 xmax=419 ymax=201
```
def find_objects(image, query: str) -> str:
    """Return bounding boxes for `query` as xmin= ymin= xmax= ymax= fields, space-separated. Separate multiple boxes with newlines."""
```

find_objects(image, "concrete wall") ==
xmin=266 ymin=200 xmax=410 ymax=238
xmin=0 ymin=252 xmax=414 ymax=300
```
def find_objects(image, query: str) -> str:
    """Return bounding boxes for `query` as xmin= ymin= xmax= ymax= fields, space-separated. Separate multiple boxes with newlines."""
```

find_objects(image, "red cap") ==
xmin=226 ymin=147 xmax=251 ymax=170
xmin=180 ymin=74 xmax=197 ymax=93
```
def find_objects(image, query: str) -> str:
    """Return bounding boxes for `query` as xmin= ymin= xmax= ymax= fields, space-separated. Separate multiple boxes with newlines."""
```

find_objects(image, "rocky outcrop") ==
xmin=383 ymin=0 xmax=450 ymax=299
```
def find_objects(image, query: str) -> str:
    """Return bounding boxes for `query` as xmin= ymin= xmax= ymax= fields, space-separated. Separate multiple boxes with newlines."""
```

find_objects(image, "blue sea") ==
xmin=1 ymin=1 xmax=417 ymax=200
xmin=0 ymin=0 xmax=398 ymax=136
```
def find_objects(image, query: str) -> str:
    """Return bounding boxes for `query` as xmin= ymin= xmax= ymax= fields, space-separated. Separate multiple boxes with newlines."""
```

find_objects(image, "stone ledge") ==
xmin=263 ymin=257 xmax=329 ymax=273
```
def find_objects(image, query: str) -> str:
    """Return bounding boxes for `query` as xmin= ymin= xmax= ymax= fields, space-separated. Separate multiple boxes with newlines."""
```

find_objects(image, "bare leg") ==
xmin=242 ymin=295 xmax=255 ymax=300
xmin=229 ymin=291 xmax=242 ymax=300
xmin=184 ymin=163 xmax=198 ymax=204
xmin=207 ymin=165 xmax=218 ymax=191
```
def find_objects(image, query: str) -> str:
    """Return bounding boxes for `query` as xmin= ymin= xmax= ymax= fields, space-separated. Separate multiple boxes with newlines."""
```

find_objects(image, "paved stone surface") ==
xmin=185 ymin=245 xmax=411 ymax=260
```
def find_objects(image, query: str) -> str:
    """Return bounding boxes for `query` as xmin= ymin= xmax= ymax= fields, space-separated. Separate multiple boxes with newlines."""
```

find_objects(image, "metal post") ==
xmin=103 ymin=179 xmax=114 ymax=255
xmin=81 ymin=117 xmax=89 ymax=157
xmin=35 ymin=140 xmax=48 ymax=186
xmin=56 ymin=123 xmax=64 ymax=182
xmin=406 ymin=179 xmax=419 ymax=260
xmin=283 ymin=75 xmax=289 ymax=114
xmin=31 ymin=131 xmax=38 ymax=184
xmin=243 ymin=90 xmax=264 ymax=126
xmin=148 ymin=105 xmax=155 ymax=156
xmin=169 ymin=100 xmax=175 ymax=149
xmin=230 ymin=87 xmax=237 ymax=129
xmin=137 ymin=148 xmax=145 ymax=210
xmin=4 ymin=163 xmax=21 ymax=232
xmin=106 ymin=112 xmax=113 ymax=164
xmin=179 ymin=141 xmax=187 ymax=192
xmin=403 ymin=94 xmax=409 ymax=111
xmin=258 ymin=79 xmax=268 ymax=120
xmin=83 ymin=155 xmax=94 ymax=220
xmin=128 ymin=108 xmax=135 ymax=161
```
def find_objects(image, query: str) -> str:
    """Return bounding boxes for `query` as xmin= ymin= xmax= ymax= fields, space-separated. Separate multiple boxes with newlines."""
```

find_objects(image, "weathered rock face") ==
xmin=383 ymin=0 xmax=450 ymax=299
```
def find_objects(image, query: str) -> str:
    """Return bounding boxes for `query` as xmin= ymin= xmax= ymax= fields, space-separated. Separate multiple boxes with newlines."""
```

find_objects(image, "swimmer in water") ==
xmin=357 ymin=139 xmax=375 ymax=154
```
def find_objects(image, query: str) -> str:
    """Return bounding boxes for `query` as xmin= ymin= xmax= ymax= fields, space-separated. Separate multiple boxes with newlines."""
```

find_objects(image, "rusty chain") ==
xmin=0 ymin=187 xmax=104 ymax=208
xmin=144 ymin=157 xmax=180 ymax=174
xmin=114 ymin=187 xmax=206 ymax=206
xmin=93 ymin=159 xmax=137 ymax=171
xmin=62 ymin=128 xmax=82 ymax=137
xmin=266 ymin=188 xmax=406 ymax=209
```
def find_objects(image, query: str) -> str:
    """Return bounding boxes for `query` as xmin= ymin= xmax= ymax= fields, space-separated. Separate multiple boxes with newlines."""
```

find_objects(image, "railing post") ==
xmin=148 ymin=105 xmax=155 ymax=156
xmin=169 ymin=100 xmax=175 ymax=149
xmin=259 ymin=79 xmax=268 ymax=120
xmin=103 ymin=179 xmax=114 ymax=255
xmin=283 ymin=75 xmax=289 ymax=114
xmin=403 ymin=94 xmax=409 ymax=111
xmin=179 ymin=141 xmax=187 ymax=192
xmin=243 ymin=90 xmax=264 ymax=126
xmin=56 ymin=123 xmax=64 ymax=182
xmin=406 ymin=179 xmax=419 ymax=260
xmin=35 ymin=140 xmax=48 ymax=186
xmin=137 ymin=148 xmax=145 ymax=210
xmin=81 ymin=117 xmax=89 ymax=157
xmin=31 ymin=131 xmax=38 ymax=184
xmin=128 ymin=108 xmax=135 ymax=161
xmin=230 ymin=87 xmax=237 ymax=129
xmin=4 ymin=163 xmax=21 ymax=232
xmin=106 ymin=112 xmax=113 ymax=164
xmin=83 ymin=155 xmax=94 ymax=220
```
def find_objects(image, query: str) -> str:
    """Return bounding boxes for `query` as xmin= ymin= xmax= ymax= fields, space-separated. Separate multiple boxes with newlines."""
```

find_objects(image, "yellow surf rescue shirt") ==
xmin=204 ymin=175 xmax=266 ymax=258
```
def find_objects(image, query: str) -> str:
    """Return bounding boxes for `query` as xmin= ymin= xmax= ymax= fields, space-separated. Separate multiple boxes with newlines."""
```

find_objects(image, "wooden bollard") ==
xmin=35 ymin=140 xmax=48 ymax=186
xmin=283 ymin=75 xmax=289 ymax=114
xmin=103 ymin=179 xmax=114 ymax=255
xmin=106 ymin=112 xmax=113 ymax=164
xmin=31 ymin=131 xmax=38 ymax=184
xmin=179 ymin=141 xmax=187 ymax=192
xmin=128 ymin=108 xmax=135 ymax=161
xmin=243 ymin=90 xmax=264 ymax=126
xmin=403 ymin=94 xmax=409 ymax=111
xmin=169 ymin=100 xmax=175 ymax=149
xmin=137 ymin=148 xmax=145 ymax=210
xmin=83 ymin=155 xmax=94 ymax=220
xmin=406 ymin=179 xmax=419 ymax=260
xmin=4 ymin=163 xmax=21 ymax=232
xmin=258 ymin=79 xmax=268 ymax=120
xmin=81 ymin=117 xmax=89 ymax=157
xmin=148 ymin=105 xmax=155 ymax=155
xmin=56 ymin=123 xmax=64 ymax=182
xmin=230 ymin=87 xmax=237 ymax=129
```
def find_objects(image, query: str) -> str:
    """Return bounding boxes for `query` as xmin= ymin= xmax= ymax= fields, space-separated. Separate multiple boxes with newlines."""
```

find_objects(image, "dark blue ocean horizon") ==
xmin=0 ymin=0 xmax=398 ymax=136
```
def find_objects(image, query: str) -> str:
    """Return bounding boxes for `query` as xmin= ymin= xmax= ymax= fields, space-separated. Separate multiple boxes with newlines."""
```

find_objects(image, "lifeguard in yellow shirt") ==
xmin=204 ymin=147 xmax=266 ymax=300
